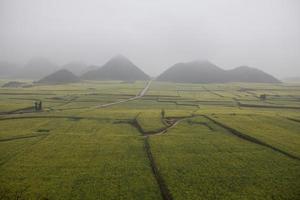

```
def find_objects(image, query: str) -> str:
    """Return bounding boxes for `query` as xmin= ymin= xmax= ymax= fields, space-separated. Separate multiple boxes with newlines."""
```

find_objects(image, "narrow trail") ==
xmin=95 ymin=80 xmax=152 ymax=108
xmin=203 ymin=115 xmax=300 ymax=161
xmin=143 ymin=118 xmax=190 ymax=137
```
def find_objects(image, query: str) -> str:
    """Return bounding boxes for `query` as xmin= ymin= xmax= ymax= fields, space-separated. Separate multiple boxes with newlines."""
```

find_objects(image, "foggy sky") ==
xmin=0 ymin=0 xmax=299 ymax=78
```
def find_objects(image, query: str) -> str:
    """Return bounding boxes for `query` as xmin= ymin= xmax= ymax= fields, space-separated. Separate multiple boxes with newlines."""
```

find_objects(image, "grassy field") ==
xmin=0 ymin=80 xmax=300 ymax=199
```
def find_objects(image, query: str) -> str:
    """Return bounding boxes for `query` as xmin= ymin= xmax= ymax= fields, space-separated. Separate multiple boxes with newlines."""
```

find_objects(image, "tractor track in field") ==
xmin=203 ymin=115 xmax=300 ymax=161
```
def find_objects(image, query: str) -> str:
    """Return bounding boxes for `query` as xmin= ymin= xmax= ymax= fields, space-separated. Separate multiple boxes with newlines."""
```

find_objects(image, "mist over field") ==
xmin=0 ymin=0 xmax=299 ymax=78
xmin=1 ymin=1 xmax=300 ymax=199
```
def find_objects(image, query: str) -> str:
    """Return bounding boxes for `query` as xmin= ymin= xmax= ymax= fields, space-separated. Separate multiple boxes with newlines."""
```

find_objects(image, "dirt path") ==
xmin=95 ymin=80 xmax=152 ymax=108
xmin=143 ymin=118 xmax=189 ymax=137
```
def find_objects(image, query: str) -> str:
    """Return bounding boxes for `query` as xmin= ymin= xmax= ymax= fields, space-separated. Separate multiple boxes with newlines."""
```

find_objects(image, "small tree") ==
xmin=260 ymin=94 xmax=266 ymax=101
xmin=161 ymin=109 xmax=165 ymax=118
xmin=34 ymin=101 xmax=38 ymax=111
xmin=39 ymin=101 xmax=42 ymax=110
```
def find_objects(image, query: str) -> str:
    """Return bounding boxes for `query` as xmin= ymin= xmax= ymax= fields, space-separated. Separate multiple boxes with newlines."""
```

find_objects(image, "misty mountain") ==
xmin=157 ymin=60 xmax=280 ymax=83
xmin=226 ymin=66 xmax=280 ymax=83
xmin=17 ymin=58 xmax=59 ymax=79
xmin=81 ymin=55 xmax=150 ymax=81
xmin=37 ymin=69 xmax=80 ymax=84
xmin=81 ymin=65 xmax=99 ymax=74
xmin=157 ymin=61 xmax=227 ymax=83
xmin=61 ymin=62 xmax=87 ymax=76
xmin=0 ymin=61 xmax=19 ymax=78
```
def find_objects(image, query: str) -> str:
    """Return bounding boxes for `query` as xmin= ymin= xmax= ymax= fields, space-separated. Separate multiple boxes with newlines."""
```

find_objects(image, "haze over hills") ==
xmin=61 ymin=62 xmax=87 ymax=76
xmin=0 ymin=61 xmax=19 ymax=78
xmin=157 ymin=61 xmax=228 ymax=83
xmin=0 ymin=57 xmax=283 ymax=83
xmin=282 ymin=77 xmax=300 ymax=83
xmin=157 ymin=60 xmax=280 ymax=83
xmin=17 ymin=58 xmax=60 ymax=79
xmin=226 ymin=66 xmax=280 ymax=83
xmin=81 ymin=55 xmax=150 ymax=81
xmin=37 ymin=69 xmax=80 ymax=84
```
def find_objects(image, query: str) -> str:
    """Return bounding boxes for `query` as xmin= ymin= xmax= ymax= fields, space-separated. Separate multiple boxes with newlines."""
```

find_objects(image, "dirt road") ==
xmin=95 ymin=80 xmax=152 ymax=108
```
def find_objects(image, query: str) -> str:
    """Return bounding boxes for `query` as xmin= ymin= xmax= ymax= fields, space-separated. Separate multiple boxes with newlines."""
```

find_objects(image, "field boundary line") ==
xmin=144 ymin=137 xmax=173 ymax=200
xmin=0 ymin=115 xmax=118 ymax=121
xmin=237 ymin=102 xmax=300 ymax=109
xmin=0 ymin=134 xmax=49 ymax=142
xmin=286 ymin=117 xmax=300 ymax=124
xmin=126 ymin=114 xmax=194 ymax=136
xmin=203 ymin=115 xmax=300 ymax=161
xmin=0 ymin=135 xmax=49 ymax=167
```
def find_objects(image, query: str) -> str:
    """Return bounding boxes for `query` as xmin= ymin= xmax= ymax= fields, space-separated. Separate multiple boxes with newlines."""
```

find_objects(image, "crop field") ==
xmin=0 ymin=80 xmax=300 ymax=199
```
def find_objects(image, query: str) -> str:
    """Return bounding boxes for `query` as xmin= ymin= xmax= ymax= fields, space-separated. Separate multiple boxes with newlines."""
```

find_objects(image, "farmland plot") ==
xmin=149 ymin=116 xmax=300 ymax=200
xmin=0 ymin=80 xmax=300 ymax=199
xmin=0 ymin=118 xmax=161 ymax=199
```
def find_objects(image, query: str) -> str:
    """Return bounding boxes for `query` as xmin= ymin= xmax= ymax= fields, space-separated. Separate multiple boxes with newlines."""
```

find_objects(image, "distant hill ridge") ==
xmin=157 ymin=60 xmax=280 ymax=83
xmin=1 ymin=56 xmax=281 ymax=83
xmin=81 ymin=55 xmax=150 ymax=81
xmin=37 ymin=69 xmax=80 ymax=84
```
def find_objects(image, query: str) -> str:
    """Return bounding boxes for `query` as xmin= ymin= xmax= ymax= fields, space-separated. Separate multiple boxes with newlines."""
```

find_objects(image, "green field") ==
xmin=0 ymin=80 xmax=300 ymax=199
